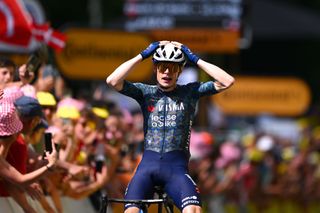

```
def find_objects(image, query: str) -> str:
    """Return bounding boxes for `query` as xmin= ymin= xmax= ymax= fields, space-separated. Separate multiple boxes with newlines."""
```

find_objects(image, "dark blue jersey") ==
xmin=120 ymin=81 xmax=218 ymax=155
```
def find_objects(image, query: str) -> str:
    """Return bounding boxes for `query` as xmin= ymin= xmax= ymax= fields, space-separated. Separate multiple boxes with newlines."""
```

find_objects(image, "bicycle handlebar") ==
xmin=107 ymin=198 xmax=166 ymax=204
xmin=100 ymin=194 xmax=174 ymax=213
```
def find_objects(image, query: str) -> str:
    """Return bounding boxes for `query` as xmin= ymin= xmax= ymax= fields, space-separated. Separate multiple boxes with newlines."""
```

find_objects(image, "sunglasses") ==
xmin=156 ymin=62 xmax=181 ymax=74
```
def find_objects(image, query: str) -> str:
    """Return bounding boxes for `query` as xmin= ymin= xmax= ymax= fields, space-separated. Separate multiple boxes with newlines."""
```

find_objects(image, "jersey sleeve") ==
xmin=188 ymin=81 xmax=218 ymax=98
xmin=119 ymin=80 xmax=145 ymax=104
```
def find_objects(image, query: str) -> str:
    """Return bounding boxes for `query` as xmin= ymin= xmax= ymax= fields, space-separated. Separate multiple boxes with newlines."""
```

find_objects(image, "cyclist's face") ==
xmin=155 ymin=62 xmax=181 ymax=91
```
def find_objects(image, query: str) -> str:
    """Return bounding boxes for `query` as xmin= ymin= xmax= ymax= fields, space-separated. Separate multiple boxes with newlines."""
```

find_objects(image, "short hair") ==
xmin=0 ymin=57 xmax=16 ymax=69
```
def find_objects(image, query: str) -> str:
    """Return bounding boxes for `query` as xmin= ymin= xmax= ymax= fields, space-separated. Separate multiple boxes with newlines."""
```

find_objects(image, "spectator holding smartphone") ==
xmin=0 ymin=96 xmax=57 ymax=212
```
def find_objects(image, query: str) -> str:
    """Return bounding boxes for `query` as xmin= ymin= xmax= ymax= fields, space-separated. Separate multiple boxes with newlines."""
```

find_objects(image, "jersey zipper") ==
xmin=160 ymin=96 xmax=167 ymax=158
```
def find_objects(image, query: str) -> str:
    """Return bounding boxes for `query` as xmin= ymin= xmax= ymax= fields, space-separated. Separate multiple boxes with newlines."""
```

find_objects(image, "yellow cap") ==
xmin=241 ymin=133 xmax=255 ymax=147
xmin=92 ymin=107 xmax=109 ymax=119
xmin=282 ymin=147 xmax=295 ymax=161
xmin=36 ymin=92 xmax=57 ymax=106
xmin=246 ymin=148 xmax=264 ymax=162
xmin=56 ymin=106 xmax=80 ymax=119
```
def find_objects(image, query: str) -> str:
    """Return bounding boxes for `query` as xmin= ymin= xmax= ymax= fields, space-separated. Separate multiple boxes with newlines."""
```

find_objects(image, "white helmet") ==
xmin=153 ymin=43 xmax=186 ymax=65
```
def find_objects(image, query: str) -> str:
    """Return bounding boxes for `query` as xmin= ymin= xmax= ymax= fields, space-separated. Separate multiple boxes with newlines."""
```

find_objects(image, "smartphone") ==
xmin=95 ymin=160 xmax=103 ymax=173
xmin=95 ymin=154 xmax=105 ymax=173
xmin=26 ymin=54 xmax=41 ymax=73
xmin=44 ymin=132 xmax=53 ymax=153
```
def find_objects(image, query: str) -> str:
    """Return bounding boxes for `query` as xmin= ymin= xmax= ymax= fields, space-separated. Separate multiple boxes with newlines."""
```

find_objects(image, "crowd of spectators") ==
xmin=1 ymin=56 xmax=320 ymax=213
xmin=190 ymin=122 xmax=320 ymax=212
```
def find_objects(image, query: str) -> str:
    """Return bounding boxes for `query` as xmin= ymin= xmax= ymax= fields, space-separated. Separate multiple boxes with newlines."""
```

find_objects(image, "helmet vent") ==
xmin=169 ymin=51 xmax=174 ymax=59
xmin=175 ymin=53 xmax=183 ymax=59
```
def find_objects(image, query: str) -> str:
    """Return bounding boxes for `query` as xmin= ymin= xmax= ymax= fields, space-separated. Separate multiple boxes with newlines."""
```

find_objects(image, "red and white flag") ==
xmin=32 ymin=23 xmax=67 ymax=52
xmin=0 ymin=0 xmax=66 ymax=52
xmin=44 ymin=30 xmax=67 ymax=52
xmin=31 ymin=23 xmax=50 ymax=41
xmin=0 ymin=0 xmax=32 ymax=46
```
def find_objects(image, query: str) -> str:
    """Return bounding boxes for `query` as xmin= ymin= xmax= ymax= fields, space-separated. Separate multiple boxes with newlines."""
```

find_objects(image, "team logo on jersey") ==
xmin=151 ymin=114 xmax=177 ymax=127
xmin=147 ymin=105 xmax=155 ymax=112
xmin=148 ymin=102 xmax=184 ymax=113
xmin=149 ymin=102 xmax=185 ymax=127
xmin=158 ymin=102 xmax=185 ymax=112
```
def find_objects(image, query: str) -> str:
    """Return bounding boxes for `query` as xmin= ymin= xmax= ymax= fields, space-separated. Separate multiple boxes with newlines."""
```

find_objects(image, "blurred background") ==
xmin=3 ymin=0 xmax=320 ymax=119
xmin=2 ymin=0 xmax=320 ymax=212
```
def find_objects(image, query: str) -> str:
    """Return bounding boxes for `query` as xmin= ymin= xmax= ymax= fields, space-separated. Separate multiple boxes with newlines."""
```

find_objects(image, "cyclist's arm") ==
xmin=197 ymin=59 xmax=235 ymax=92
xmin=172 ymin=41 xmax=235 ymax=92
xmin=106 ymin=54 xmax=143 ymax=91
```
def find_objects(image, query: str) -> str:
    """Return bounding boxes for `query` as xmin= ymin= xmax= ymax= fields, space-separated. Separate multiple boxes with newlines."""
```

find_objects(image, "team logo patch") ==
xmin=181 ymin=195 xmax=200 ymax=208
xmin=147 ymin=105 xmax=155 ymax=112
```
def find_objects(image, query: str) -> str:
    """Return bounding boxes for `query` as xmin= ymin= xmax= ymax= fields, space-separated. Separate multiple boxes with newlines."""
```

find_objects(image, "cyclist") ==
xmin=106 ymin=41 xmax=234 ymax=213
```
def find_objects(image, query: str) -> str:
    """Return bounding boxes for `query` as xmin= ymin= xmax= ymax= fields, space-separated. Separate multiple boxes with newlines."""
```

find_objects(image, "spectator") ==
xmin=0 ymin=57 xmax=16 ymax=89
xmin=35 ymin=64 xmax=67 ymax=99
xmin=36 ymin=91 xmax=57 ymax=125
xmin=0 ymin=102 xmax=57 ymax=212
xmin=0 ymin=95 xmax=58 ymax=212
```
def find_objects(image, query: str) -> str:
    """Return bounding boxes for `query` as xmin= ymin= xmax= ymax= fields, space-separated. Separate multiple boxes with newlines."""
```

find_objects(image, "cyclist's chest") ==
xmin=144 ymin=94 xmax=193 ymax=128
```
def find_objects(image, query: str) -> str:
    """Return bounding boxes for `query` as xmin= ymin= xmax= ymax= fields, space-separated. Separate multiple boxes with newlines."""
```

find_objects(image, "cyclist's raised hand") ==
xmin=171 ymin=41 xmax=200 ymax=65
xmin=140 ymin=40 xmax=170 ymax=60
xmin=140 ymin=42 xmax=160 ymax=60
